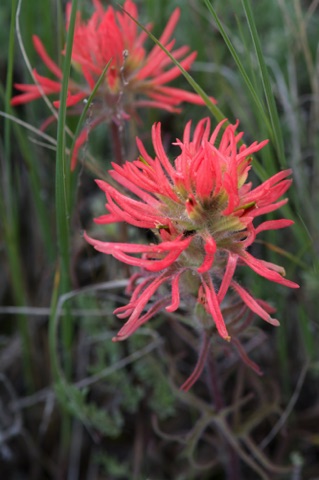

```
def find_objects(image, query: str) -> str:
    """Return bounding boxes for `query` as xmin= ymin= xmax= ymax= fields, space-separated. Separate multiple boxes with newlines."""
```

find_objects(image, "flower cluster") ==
xmin=12 ymin=0 xmax=299 ymax=391
xmin=85 ymin=118 xmax=298 ymax=352
xmin=11 ymin=0 xmax=214 ymax=169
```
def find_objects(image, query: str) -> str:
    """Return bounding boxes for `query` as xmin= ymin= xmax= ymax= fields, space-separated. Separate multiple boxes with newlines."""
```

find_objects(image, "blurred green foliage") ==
xmin=0 ymin=0 xmax=318 ymax=478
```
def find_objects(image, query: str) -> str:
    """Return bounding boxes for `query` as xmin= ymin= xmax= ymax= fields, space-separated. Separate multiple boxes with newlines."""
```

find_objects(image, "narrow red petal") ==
xmin=232 ymin=281 xmax=280 ymax=326
xmin=180 ymin=333 xmax=211 ymax=391
xmin=201 ymin=275 xmax=230 ymax=340
xmin=241 ymin=252 xmax=299 ymax=289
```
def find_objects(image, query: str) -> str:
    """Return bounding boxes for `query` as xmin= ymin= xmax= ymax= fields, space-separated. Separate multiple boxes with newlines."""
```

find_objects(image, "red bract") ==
xmin=85 ymin=117 xmax=298 ymax=330
xmin=11 ymin=0 xmax=215 ymax=169
xmin=85 ymin=118 xmax=299 ymax=388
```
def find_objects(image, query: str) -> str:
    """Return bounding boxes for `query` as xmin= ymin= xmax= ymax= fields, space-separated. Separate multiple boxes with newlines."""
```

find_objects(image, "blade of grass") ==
xmin=15 ymin=0 xmax=74 ymax=141
xmin=50 ymin=0 xmax=79 ymax=457
xmin=241 ymin=0 xmax=286 ymax=169
xmin=55 ymin=0 xmax=79 ymax=278
xmin=0 ymin=187 xmax=34 ymax=391
xmin=255 ymin=240 xmax=308 ymax=270
xmin=54 ymin=8 xmax=111 ymax=299
xmin=0 ymin=0 xmax=34 ymax=391
xmin=4 ymin=0 xmax=16 ymax=169
xmin=52 ymin=0 xmax=79 ymax=381
xmin=56 ymin=0 xmax=64 ymax=67
xmin=204 ymin=0 xmax=271 ymax=134
xmin=0 ymin=102 xmax=56 ymax=262
xmin=233 ymin=12 xmax=277 ymax=177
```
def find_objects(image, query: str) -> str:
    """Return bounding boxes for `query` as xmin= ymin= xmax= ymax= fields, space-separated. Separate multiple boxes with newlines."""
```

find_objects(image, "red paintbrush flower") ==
xmin=85 ymin=117 xmax=299 ymax=388
xmin=11 ymin=0 xmax=215 ymax=169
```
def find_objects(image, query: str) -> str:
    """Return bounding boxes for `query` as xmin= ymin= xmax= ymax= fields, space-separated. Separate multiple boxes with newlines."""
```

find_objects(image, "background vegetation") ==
xmin=0 ymin=0 xmax=318 ymax=478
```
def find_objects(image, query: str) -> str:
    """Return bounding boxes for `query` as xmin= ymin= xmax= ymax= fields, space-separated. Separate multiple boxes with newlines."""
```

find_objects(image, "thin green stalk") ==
xmin=0 ymin=0 xmax=34 ymax=391
xmin=13 ymin=125 xmax=56 ymax=262
xmin=56 ymin=0 xmax=64 ymax=65
xmin=48 ymin=266 xmax=73 ymax=458
xmin=51 ymin=0 xmax=78 ymax=454
xmin=54 ymin=0 xmax=78 ymax=343
xmin=4 ymin=0 xmax=17 ymax=170
xmin=234 ymin=13 xmax=276 ymax=174
xmin=241 ymin=0 xmax=286 ymax=169
xmin=0 ymin=96 xmax=56 ymax=262
xmin=0 ymin=196 xmax=34 ymax=391
xmin=8 ymin=0 xmax=57 ymax=261
xmin=204 ymin=0 xmax=271 ymax=133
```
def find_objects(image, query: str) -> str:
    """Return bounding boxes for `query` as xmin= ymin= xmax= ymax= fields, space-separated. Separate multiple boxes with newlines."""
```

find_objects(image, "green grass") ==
xmin=0 ymin=0 xmax=318 ymax=478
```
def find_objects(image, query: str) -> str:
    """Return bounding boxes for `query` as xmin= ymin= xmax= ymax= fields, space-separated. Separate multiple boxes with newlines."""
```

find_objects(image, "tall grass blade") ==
xmin=204 ymin=0 xmax=271 ymax=133
xmin=241 ymin=0 xmax=286 ymax=169
xmin=0 ymin=0 xmax=34 ymax=391
xmin=55 ymin=0 xmax=78 ymax=283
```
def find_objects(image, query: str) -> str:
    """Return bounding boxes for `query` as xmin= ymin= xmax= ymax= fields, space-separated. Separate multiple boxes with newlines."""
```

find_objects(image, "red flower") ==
xmin=85 ymin=118 xmax=299 ymax=388
xmin=11 ymin=0 xmax=215 ymax=169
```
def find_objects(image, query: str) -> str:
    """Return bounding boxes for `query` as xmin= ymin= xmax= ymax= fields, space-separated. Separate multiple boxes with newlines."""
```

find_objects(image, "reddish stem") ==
xmin=111 ymin=119 xmax=125 ymax=166
xmin=180 ymin=332 xmax=211 ymax=392
xmin=110 ymin=120 xmax=130 ymax=264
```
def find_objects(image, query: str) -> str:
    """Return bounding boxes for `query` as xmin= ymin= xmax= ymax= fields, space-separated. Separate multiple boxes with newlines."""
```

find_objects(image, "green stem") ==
xmin=241 ymin=0 xmax=286 ymax=169
xmin=3 ymin=219 xmax=34 ymax=391
xmin=0 ymin=0 xmax=34 ymax=391
xmin=54 ymin=0 xmax=79 ymax=359
xmin=50 ymin=0 xmax=79 ymax=457
xmin=0 ymin=96 xmax=56 ymax=262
